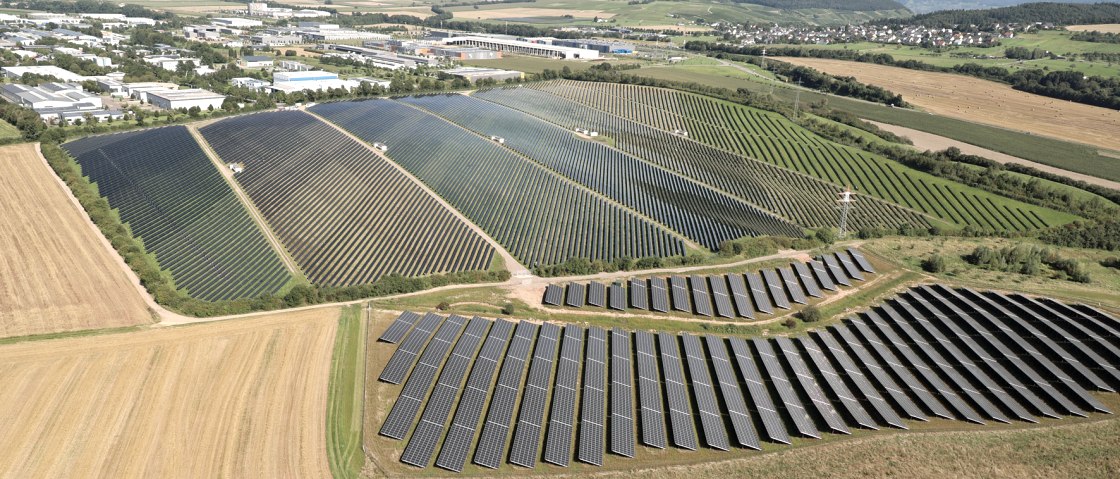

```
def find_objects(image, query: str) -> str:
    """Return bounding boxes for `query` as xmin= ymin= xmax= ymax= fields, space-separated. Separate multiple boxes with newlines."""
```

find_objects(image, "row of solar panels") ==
xmin=377 ymin=284 xmax=1119 ymax=472
xmin=542 ymin=248 xmax=874 ymax=318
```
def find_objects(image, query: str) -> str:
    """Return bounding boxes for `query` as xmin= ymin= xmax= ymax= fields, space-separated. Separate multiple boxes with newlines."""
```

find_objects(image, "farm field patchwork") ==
xmin=398 ymin=93 xmax=802 ymax=249
xmin=0 ymin=307 xmax=338 ymax=478
xmin=63 ymin=126 xmax=292 ymax=301
xmin=310 ymin=99 xmax=687 ymax=267
xmin=527 ymin=81 xmax=1081 ymax=232
xmin=0 ymin=143 xmax=151 ymax=339
xmin=199 ymin=111 xmax=495 ymax=287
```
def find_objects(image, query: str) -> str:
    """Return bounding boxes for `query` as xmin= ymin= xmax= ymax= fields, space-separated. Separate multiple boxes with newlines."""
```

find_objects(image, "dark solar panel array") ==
xmin=658 ymin=332 xmax=698 ymax=450
xmin=380 ymin=312 xmax=446 ymax=384
xmin=745 ymin=272 xmax=773 ymax=315
xmin=826 ymin=324 xmax=928 ymax=422
xmin=509 ymin=323 xmax=562 ymax=468
xmin=847 ymin=248 xmax=875 ymax=273
xmin=708 ymin=276 xmax=736 ymax=318
xmin=588 ymin=281 xmax=607 ymax=308
xmin=1033 ymin=298 xmax=1120 ymax=353
xmin=809 ymin=260 xmax=836 ymax=292
xmin=796 ymin=337 xmax=878 ymax=430
xmin=474 ymin=321 xmax=538 ymax=469
xmin=669 ymin=275 xmax=690 ymax=312
xmin=705 ymin=335 xmax=760 ymax=449
xmin=762 ymin=269 xmax=791 ymax=310
xmin=401 ymin=317 xmax=490 ymax=467
xmin=608 ymin=282 xmax=627 ymax=311
xmin=809 ymin=330 xmax=908 ymax=428
xmin=681 ymin=334 xmax=730 ymax=450
xmin=778 ymin=266 xmax=808 ymax=305
xmin=610 ymin=328 xmax=636 ymax=457
xmin=649 ymin=277 xmax=669 ymax=313
xmin=436 ymin=320 xmax=515 ymax=472
xmin=727 ymin=274 xmax=755 ymax=319
xmin=793 ymin=262 xmax=823 ymax=298
xmin=689 ymin=275 xmax=714 ymax=317
xmin=380 ymin=311 xmax=423 ymax=344
xmin=565 ymin=283 xmax=586 ymax=308
xmin=753 ymin=338 xmax=819 ymax=438
xmin=728 ymin=338 xmax=790 ymax=444
xmin=821 ymin=253 xmax=851 ymax=287
xmin=835 ymin=251 xmax=864 ymax=281
xmin=579 ymin=327 xmax=608 ymax=466
xmin=775 ymin=337 xmax=850 ymax=435
xmin=634 ymin=331 xmax=667 ymax=449
xmin=629 ymin=278 xmax=649 ymax=310
xmin=542 ymin=285 xmax=564 ymax=306
xmin=544 ymin=325 xmax=584 ymax=467
xmin=841 ymin=319 xmax=952 ymax=420
xmin=381 ymin=315 xmax=469 ymax=440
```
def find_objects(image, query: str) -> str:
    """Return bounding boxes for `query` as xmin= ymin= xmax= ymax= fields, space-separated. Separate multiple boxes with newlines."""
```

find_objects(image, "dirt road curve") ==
xmin=866 ymin=121 xmax=1120 ymax=191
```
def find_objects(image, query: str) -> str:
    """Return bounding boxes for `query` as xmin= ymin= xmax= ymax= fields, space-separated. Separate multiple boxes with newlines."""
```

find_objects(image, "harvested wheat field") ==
xmin=454 ymin=7 xmax=612 ymax=20
xmin=0 ymin=308 xmax=338 ymax=478
xmin=0 ymin=143 xmax=151 ymax=339
xmin=1066 ymin=24 xmax=1120 ymax=33
xmin=776 ymin=57 xmax=1120 ymax=152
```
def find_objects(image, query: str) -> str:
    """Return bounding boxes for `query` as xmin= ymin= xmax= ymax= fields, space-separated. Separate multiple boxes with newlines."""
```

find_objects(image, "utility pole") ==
xmin=793 ymin=78 xmax=802 ymax=117
xmin=837 ymin=186 xmax=855 ymax=239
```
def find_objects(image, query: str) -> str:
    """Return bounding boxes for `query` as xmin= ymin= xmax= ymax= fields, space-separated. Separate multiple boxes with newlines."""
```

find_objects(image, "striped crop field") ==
xmin=397 ymin=93 xmax=803 ymax=251
xmin=472 ymin=86 xmax=933 ymax=232
xmin=199 ymin=111 xmax=495 ymax=287
xmin=309 ymin=99 xmax=687 ymax=267
xmin=63 ymin=126 xmax=292 ymax=301
xmin=524 ymin=81 xmax=1080 ymax=233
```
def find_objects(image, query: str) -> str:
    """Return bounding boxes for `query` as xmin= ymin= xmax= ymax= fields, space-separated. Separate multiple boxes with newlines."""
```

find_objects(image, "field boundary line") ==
xmin=187 ymin=125 xmax=304 ymax=277
xmin=302 ymin=108 xmax=533 ymax=277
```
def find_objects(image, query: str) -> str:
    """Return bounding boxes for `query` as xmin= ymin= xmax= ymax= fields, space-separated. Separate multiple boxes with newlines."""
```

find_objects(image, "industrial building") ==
xmin=239 ymin=55 xmax=274 ymax=68
xmin=323 ymin=44 xmax=425 ymax=70
xmin=441 ymin=67 xmax=522 ymax=83
xmin=230 ymin=77 xmax=271 ymax=91
xmin=440 ymin=35 xmax=599 ymax=59
xmin=552 ymin=39 xmax=635 ymax=54
xmin=429 ymin=45 xmax=500 ymax=60
xmin=2 ymin=65 xmax=86 ymax=82
xmin=271 ymin=70 xmax=364 ymax=93
xmin=145 ymin=88 xmax=226 ymax=110
xmin=0 ymin=82 xmax=123 ymax=124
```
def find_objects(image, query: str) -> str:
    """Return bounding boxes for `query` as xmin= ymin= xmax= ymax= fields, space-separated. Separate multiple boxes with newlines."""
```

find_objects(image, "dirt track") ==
xmin=0 ymin=308 xmax=337 ymax=478
xmin=0 ymin=143 xmax=151 ymax=338
xmin=775 ymin=57 xmax=1120 ymax=153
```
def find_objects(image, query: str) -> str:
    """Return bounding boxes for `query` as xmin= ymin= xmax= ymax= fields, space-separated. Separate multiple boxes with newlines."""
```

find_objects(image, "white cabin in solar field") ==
xmin=372 ymin=142 xmax=388 ymax=151
xmin=672 ymin=129 xmax=689 ymax=137
xmin=489 ymin=135 xmax=505 ymax=144
xmin=228 ymin=163 xmax=244 ymax=174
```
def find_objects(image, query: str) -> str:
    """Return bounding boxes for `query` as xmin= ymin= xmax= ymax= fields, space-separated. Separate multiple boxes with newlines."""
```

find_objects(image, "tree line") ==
xmin=876 ymin=2 xmax=1120 ymax=29
xmin=728 ymin=0 xmax=905 ymax=11
xmin=1070 ymin=30 xmax=1120 ymax=44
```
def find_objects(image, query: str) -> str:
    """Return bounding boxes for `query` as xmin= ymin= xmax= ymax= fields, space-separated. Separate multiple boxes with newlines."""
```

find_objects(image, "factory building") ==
xmin=440 ymin=35 xmax=599 ymax=59
xmin=552 ymin=39 xmax=635 ymax=54
xmin=145 ymin=88 xmax=226 ymax=110
xmin=441 ymin=67 xmax=522 ymax=83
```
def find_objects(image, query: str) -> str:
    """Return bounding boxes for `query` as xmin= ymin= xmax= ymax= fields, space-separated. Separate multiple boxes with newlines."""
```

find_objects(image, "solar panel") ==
xmin=380 ymin=312 xmax=446 ymax=384
xmin=752 ymin=338 xmax=819 ymax=438
xmin=808 ymin=260 xmax=837 ymax=292
xmin=688 ymin=275 xmax=714 ymax=317
xmin=588 ymin=281 xmax=607 ymax=308
xmin=1038 ymin=298 xmax=1120 ymax=346
xmin=913 ymin=287 xmax=1073 ymax=418
xmin=473 ymin=321 xmax=539 ymax=469
xmin=608 ymin=282 xmax=627 ymax=311
xmin=669 ymin=276 xmax=690 ymax=312
xmin=381 ymin=315 xmax=469 ymax=440
xmin=726 ymin=274 xmax=755 ymax=319
xmin=657 ymin=332 xmax=698 ymax=450
xmin=509 ymin=323 xmax=562 ymax=468
xmin=401 ymin=317 xmax=490 ymax=467
xmin=705 ymin=335 xmax=760 ymax=449
xmin=821 ymin=254 xmax=852 ymax=287
xmin=793 ymin=262 xmax=824 ymax=298
xmin=761 ymin=269 xmax=791 ymax=310
xmin=435 ymin=320 xmax=515 ymax=472
xmin=681 ymin=334 xmax=730 ymax=450
xmin=809 ymin=330 xmax=908 ymax=429
xmin=728 ymin=338 xmax=790 ymax=444
xmin=380 ymin=311 xmax=422 ymax=343
xmin=578 ymin=327 xmax=607 ymax=465
xmin=543 ymin=285 xmax=564 ymax=306
xmin=543 ymin=326 xmax=584 ymax=467
xmin=1009 ymin=294 xmax=1120 ymax=370
xmin=835 ymin=251 xmax=865 ymax=281
xmin=629 ymin=278 xmax=649 ymax=310
xmin=565 ymin=283 xmax=586 ymax=308
xmin=847 ymin=248 xmax=876 ymax=273
xmin=774 ymin=337 xmax=850 ymax=434
xmin=951 ymin=287 xmax=1113 ymax=393
xmin=1066 ymin=303 xmax=1120 ymax=338
xmin=795 ymin=337 xmax=877 ymax=430
xmin=777 ymin=266 xmax=808 ymax=305
xmin=837 ymin=322 xmax=949 ymax=418
xmin=634 ymin=331 xmax=667 ymax=449
xmin=649 ymin=277 xmax=669 ymax=313
xmin=610 ymin=328 xmax=636 ymax=457
xmin=707 ymin=276 xmax=735 ymax=318
xmin=857 ymin=311 xmax=985 ymax=424
xmin=745 ymin=272 xmax=773 ymax=315
xmin=896 ymin=293 xmax=1044 ymax=422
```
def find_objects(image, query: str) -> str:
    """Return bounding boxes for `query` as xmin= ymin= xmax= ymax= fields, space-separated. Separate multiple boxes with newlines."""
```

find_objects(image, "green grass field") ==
xmin=327 ymin=305 xmax=366 ymax=479
xmin=0 ymin=120 xmax=21 ymax=141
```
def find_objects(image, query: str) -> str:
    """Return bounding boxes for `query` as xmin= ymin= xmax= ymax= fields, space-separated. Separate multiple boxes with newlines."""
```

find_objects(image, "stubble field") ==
xmin=1066 ymin=24 xmax=1120 ymax=33
xmin=0 ymin=143 xmax=151 ymax=339
xmin=774 ymin=57 xmax=1120 ymax=153
xmin=0 ymin=308 xmax=339 ymax=478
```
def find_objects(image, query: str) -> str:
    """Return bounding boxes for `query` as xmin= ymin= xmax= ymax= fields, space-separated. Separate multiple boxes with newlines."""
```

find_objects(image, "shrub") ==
xmin=501 ymin=303 xmax=515 ymax=315
xmin=814 ymin=227 xmax=837 ymax=245
xmin=922 ymin=254 xmax=946 ymax=273
xmin=436 ymin=301 xmax=451 ymax=311
xmin=783 ymin=317 xmax=797 ymax=329
xmin=1101 ymin=257 xmax=1120 ymax=270
xmin=798 ymin=305 xmax=822 ymax=323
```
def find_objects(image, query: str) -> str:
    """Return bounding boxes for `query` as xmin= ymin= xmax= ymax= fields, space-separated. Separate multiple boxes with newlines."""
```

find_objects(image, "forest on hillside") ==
xmin=879 ymin=2 xmax=1120 ymax=26
xmin=734 ymin=0 xmax=908 ymax=11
